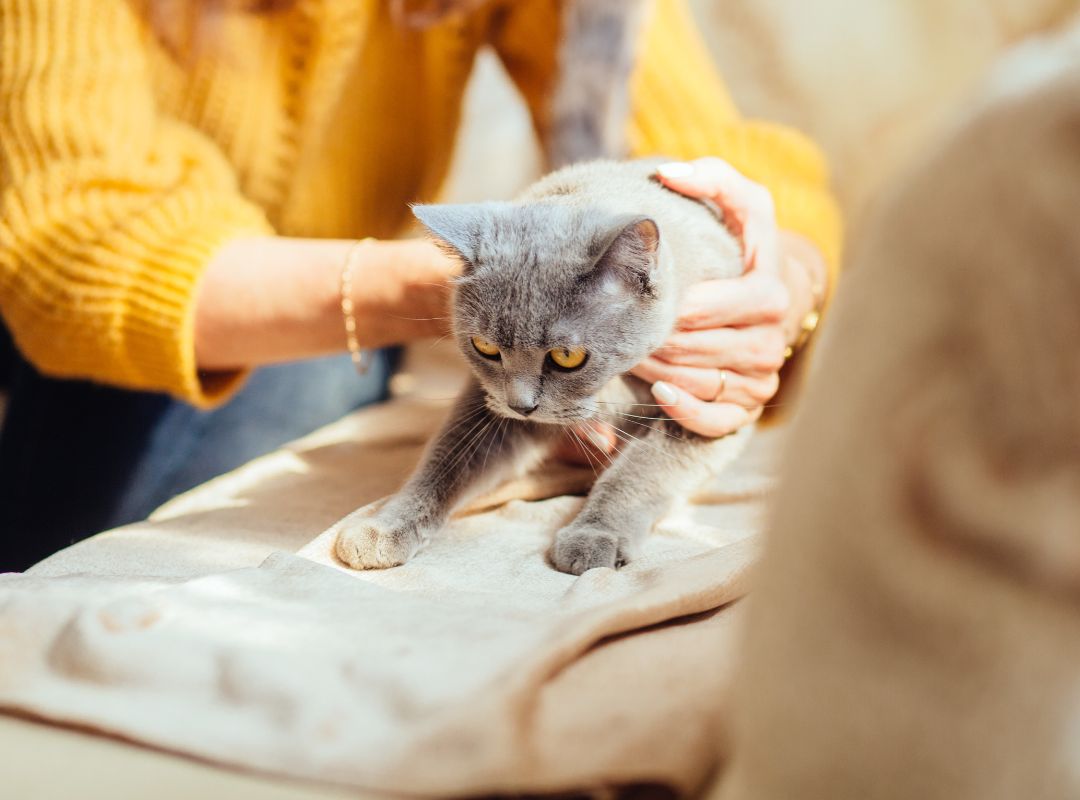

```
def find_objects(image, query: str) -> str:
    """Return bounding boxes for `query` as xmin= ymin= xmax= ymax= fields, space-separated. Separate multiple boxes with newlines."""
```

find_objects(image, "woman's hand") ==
xmin=558 ymin=157 xmax=826 ymax=463
xmin=629 ymin=157 xmax=825 ymax=437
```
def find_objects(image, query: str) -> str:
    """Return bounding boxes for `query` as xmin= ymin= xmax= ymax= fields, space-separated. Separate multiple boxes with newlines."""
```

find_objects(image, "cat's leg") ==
xmin=546 ymin=0 xmax=647 ymax=167
xmin=335 ymin=382 xmax=539 ymax=569
xmin=552 ymin=420 xmax=751 ymax=575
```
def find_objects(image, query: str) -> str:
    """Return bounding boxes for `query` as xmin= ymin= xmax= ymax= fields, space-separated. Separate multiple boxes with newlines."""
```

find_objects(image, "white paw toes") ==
xmin=334 ymin=516 xmax=424 ymax=570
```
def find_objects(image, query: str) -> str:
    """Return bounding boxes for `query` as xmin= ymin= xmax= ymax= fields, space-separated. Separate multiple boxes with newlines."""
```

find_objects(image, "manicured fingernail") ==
xmin=657 ymin=162 xmax=694 ymax=179
xmin=584 ymin=427 xmax=609 ymax=451
xmin=652 ymin=381 xmax=678 ymax=405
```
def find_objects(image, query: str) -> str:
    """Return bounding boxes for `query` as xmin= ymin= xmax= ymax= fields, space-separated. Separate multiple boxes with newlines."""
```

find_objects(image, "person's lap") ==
xmin=0 ymin=344 xmax=396 ymax=572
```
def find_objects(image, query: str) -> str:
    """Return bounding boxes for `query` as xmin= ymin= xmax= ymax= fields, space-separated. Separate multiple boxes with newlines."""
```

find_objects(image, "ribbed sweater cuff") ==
xmin=118 ymin=210 xmax=274 ymax=409
xmin=1 ymin=202 xmax=273 ymax=409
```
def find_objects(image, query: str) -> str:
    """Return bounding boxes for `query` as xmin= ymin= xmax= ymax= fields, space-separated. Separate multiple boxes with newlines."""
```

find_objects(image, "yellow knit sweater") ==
xmin=0 ymin=0 xmax=841 ymax=407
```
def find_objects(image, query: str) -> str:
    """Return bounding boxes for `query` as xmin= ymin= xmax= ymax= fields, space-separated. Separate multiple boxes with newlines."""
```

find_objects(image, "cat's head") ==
xmin=413 ymin=201 xmax=669 ymax=425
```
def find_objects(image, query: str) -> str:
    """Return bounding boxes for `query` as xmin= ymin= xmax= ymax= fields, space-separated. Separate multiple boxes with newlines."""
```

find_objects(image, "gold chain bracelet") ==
xmin=339 ymin=238 xmax=376 ymax=375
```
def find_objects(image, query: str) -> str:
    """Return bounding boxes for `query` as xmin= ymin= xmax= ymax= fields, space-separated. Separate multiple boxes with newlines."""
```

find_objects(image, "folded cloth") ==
xmin=0 ymin=385 xmax=781 ymax=796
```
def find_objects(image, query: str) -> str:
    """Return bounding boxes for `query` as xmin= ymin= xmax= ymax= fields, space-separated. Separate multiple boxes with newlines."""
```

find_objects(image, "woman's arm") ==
xmin=0 ymin=0 xmax=285 ymax=407
xmin=193 ymin=237 xmax=456 ymax=371
xmin=0 ymin=0 xmax=455 ymax=408
xmin=0 ymin=0 xmax=459 ymax=396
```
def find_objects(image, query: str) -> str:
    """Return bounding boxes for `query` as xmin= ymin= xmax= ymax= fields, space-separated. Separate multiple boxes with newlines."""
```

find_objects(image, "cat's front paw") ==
xmin=552 ymin=524 xmax=637 ymax=576
xmin=334 ymin=513 xmax=427 ymax=570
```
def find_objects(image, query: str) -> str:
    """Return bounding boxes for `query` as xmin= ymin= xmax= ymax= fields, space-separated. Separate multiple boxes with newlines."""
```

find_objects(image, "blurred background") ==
xmin=446 ymin=0 xmax=1078 ymax=220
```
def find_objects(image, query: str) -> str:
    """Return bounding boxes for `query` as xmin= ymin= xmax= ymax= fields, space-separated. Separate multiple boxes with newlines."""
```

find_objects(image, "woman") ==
xmin=0 ymin=0 xmax=840 ymax=570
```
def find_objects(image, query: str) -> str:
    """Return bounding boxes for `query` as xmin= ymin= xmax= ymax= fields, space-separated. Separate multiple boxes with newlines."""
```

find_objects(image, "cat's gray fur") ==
xmin=335 ymin=160 xmax=751 ymax=575
xmin=393 ymin=0 xmax=647 ymax=170
xmin=546 ymin=0 xmax=648 ymax=168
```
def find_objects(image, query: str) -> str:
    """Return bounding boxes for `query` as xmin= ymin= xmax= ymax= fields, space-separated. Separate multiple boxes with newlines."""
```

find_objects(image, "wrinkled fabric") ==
xmin=0 ymin=369 xmax=780 ymax=795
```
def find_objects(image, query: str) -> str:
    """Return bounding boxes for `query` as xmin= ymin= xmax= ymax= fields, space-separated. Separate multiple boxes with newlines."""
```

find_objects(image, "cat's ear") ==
xmin=411 ymin=203 xmax=498 ymax=269
xmin=590 ymin=215 xmax=660 ymax=296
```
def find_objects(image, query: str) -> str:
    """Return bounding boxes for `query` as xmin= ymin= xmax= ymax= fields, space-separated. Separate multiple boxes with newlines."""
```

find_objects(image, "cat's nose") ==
xmin=506 ymin=378 xmax=539 ymax=416
xmin=509 ymin=401 xmax=539 ymax=417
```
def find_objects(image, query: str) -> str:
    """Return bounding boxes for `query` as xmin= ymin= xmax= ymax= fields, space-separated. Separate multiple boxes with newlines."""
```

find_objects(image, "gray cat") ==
xmin=334 ymin=159 xmax=750 ymax=575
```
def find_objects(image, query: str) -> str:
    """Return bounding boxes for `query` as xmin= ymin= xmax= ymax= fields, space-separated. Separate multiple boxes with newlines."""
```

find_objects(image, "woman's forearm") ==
xmin=193 ymin=236 xmax=457 ymax=370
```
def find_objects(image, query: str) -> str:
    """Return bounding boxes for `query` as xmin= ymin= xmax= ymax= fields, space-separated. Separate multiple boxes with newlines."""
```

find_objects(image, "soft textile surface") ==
xmin=0 ymin=349 xmax=781 ymax=795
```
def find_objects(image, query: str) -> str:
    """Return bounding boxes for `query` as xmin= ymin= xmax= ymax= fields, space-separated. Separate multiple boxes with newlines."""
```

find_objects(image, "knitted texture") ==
xmin=0 ymin=0 xmax=841 ymax=406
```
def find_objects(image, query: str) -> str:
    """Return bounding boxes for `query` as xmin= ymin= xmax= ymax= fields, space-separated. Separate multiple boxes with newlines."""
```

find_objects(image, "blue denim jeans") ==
xmin=0 ymin=341 xmax=396 ymax=572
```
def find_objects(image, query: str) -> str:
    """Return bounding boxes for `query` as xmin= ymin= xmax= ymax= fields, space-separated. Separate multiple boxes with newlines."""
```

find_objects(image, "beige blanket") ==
xmin=0 ymin=369 xmax=781 ymax=796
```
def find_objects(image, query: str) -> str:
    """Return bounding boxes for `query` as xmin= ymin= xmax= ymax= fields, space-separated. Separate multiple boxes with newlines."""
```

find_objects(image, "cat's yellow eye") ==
xmin=548 ymin=346 xmax=588 ymax=370
xmin=471 ymin=335 xmax=501 ymax=359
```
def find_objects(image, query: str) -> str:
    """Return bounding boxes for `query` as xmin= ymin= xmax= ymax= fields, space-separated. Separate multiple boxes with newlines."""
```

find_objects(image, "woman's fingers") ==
xmin=741 ymin=210 xmax=780 ymax=276
xmin=676 ymin=274 xmax=790 ymax=331
xmin=657 ymin=158 xmax=781 ymax=274
xmin=651 ymin=381 xmax=764 ymax=438
xmin=657 ymin=157 xmax=749 ymax=201
xmin=630 ymin=358 xmax=779 ymax=409
xmin=647 ymin=157 xmax=788 ymax=438
xmin=652 ymin=325 xmax=788 ymax=374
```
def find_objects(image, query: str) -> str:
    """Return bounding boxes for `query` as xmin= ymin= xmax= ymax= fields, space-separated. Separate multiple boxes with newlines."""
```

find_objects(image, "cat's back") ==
xmin=519 ymin=159 xmax=742 ymax=283
xmin=520 ymin=158 xmax=664 ymax=201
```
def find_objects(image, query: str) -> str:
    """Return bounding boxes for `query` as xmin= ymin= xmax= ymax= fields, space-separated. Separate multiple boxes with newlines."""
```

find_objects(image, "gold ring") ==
xmin=713 ymin=369 xmax=728 ymax=402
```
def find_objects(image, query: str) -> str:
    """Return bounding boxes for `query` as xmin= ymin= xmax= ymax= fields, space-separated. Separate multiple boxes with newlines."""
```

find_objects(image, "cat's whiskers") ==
xmin=617 ymin=414 xmax=687 ymax=443
xmin=412 ymin=395 xmax=472 ymax=404
xmin=480 ymin=416 xmax=509 ymax=477
xmin=432 ymin=415 xmax=499 ymax=488
xmin=605 ymin=427 xmax=658 ymax=465
xmin=593 ymin=410 xmax=691 ymax=449
xmin=425 ymin=408 xmax=498 ymax=487
xmin=427 ymin=332 xmax=458 ymax=349
xmin=606 ymin=409 xmax=684 ymax=422
xmin=595 ymin=394 xmax=793 ymax=412
xmin=592 ymin=400 xmax=668 ymax=408
xmin=567 ymin=427 xmax=603 ymax=478
xmin=601 ymin=430 xmax=632 ymax=463
xmin=608 ymin=423 xmax=681 ymax=465
xmin=427 ymin=412 xmax=490 ymax=480
xmin=439 ymin=402 xmax=491 ymax=434
xmin=585 ymin=404 xmax=694 ymax=424
xmin=389 ymin=314 xmax=455 ymax=322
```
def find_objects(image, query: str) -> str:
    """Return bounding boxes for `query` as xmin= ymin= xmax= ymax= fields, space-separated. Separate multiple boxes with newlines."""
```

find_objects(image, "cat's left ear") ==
xmin=591 ymin=215 xmax=660 ymax=296
xmin=411 ymin=202 xmax=500 ymax=270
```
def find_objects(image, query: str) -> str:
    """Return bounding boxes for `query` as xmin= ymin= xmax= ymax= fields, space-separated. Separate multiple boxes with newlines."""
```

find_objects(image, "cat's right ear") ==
xmin=411 ymin=203 xmax=498 ymax=270
xmin=591 ymin=215 xmax=661 ymax=297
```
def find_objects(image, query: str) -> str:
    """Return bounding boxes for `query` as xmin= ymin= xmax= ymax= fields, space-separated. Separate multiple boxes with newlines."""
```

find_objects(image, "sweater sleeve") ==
xmin=489 ymin=0 xmax=842 ymax=280
xmin=0 ymin=0 xmax=274 ymax=407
